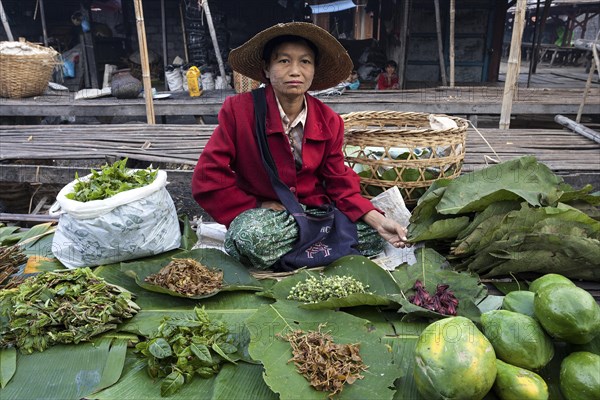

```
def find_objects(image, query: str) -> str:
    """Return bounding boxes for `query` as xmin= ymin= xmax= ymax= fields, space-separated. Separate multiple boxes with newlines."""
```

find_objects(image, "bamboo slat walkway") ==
xmin=1 ymin=125 xmax=598 ymax=184
xmin=1 ymin=86 xmax=597 ymax=119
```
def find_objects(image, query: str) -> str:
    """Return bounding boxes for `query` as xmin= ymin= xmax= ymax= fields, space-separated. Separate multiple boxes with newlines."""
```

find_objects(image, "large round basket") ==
xmin=342 ymin=111 xmax=468 ymax=206
xmin=0 ymin=41 xmax=59 ymax=98
xmin=233 ymin=71 xmax=261 ymax=93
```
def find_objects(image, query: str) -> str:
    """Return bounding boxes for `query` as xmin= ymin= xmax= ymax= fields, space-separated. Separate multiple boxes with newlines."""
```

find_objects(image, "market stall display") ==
xmin=0 ymin=156 xmax=598 ymax=399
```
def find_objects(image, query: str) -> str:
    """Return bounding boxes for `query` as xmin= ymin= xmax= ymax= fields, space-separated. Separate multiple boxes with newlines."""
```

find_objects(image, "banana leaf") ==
xmin=0 ymin=347 xmax=16 ymax=388
xmin=0 ymin=335 xmax=129 ymax=400
xmin=246 ymin=302 xmax=400 ymax=400
xmin=178 ymin=215 xmax=198 ymax=251
xmin=407 ymin=180 xmax=452 ymax=242
xmin=436 ymin=156 xmax=563 ymax=215
xmin=93 ymin=350 xmax=277 ymax=400
xmin=409 ymin=216 xmax=471 ymax=242
xmin=558 ymin=183 xmax=600 ymax=206
xmin=259 ymin=255 xmax=400 ymax=309
xmin=121 ymin=248 xmax=263 ymax=299
xmin=0 ymin=223 xmax=55 ymax=248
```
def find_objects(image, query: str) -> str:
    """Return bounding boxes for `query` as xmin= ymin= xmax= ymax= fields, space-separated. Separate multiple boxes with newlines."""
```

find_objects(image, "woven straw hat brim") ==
xmin=228 ymin=22 xmax=353 ymax=91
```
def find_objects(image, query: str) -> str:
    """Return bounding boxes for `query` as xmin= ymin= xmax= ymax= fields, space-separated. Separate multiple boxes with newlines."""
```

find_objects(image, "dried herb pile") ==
xmin=135 ymin=307 xmax=238 ymax=397
xmin=409 ymin=279 xmax=459 ymax=315
xmin=66 ymin=158 xmax=158 ymax=202
xmin=144 ymin=258 xmax=223 ymax=296
xmin=280 ymin=325 xmax=368 ymax=398
xmin=288 ymin=275 xmax=368 ymax=303
xmin=0 ymin=268 xmax=139 ymax=353
xmin=0 ymin=245 xmax=27 ymax=288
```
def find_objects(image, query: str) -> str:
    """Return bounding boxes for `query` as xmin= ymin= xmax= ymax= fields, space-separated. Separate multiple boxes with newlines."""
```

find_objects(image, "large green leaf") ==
xmin=0 ymin=336 xmax=127 ymax=400
xmin=407 ymin=180 xmax=452 ymax=241
xmin=178 ymin=215 xmax=197 ymax=251
xmin=261 ymin=255 xmax=400 ymax=309
xmin=408 ymin=216 xmax=471 ymax=242
xmin=0 ymin=347 xmax=16 ymax=388
xmin=436 ymin=156 xmax=563 ymax=215
xmin=246 ymin=302 xmax=400 ymax=400
xmin=93 ymin=352 xmax=277 ymax=400
xmin=391 ymin=248 xmax=486 ymax=321
xmin=121 ymin=248 xmax=263 ymax=299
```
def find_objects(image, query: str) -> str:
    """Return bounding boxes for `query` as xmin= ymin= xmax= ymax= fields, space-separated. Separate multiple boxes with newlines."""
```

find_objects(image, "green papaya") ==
xmin=534 ymin=285 xmax=600 ymax=344
xmin=528 ymin=274 xmax=575 ymax=293
xmin=493 ymin=359 xmax=548 ymax=400
xmin=481 ymin=310 xmax=554 ymax=370
xmin=502 ymin=291 xmax=535 ymax=318
xmin=560 ymin=352 xmax=600 ymax=400
xmin=413 ymin=316 xmax=497 ymax=400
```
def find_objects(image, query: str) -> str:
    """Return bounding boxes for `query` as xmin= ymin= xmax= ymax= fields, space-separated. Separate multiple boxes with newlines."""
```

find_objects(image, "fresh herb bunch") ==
xmin=135 ymin=306 xmax=238 ymax=397
xmin=66 ymin=158 xmax=158 ymax=202
xmin=288 ymin=275 xmax=369 ymax=303
xmin=0 ymin=268 xmax=140 ymax=353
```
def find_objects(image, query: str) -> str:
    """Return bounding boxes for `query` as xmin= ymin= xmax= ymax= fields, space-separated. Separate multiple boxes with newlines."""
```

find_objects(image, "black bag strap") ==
xmin=252 ymin=88 xmax=304 ymax=215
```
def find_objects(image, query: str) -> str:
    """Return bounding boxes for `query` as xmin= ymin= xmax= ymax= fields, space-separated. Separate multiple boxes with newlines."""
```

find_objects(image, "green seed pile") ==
xmin=288 ymin=275 xmax=368 ymax=303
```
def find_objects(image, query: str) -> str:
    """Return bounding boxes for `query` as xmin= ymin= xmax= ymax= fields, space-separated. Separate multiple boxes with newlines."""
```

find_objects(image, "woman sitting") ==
xmin=192 ymin=22 xmax=408 ymax=270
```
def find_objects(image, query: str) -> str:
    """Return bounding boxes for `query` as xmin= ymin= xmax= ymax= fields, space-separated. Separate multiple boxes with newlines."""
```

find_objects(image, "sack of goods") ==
xmin=50 ymin=159 xmax=181 ymax=268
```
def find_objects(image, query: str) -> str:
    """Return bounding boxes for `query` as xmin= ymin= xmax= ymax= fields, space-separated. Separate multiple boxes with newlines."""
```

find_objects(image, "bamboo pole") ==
xmin=161 ymin=0 xmax=168 ymax=91
xmin=527 ymin=0 xmax=541 ymax=88
xmin=179 ymin=0 xmax=188 ymax=63
xmin=449 ymin=0 xmax=455 ymax=87
xmin=0 ymin=0 xmax=14 ymax=41
xmin=555 ymin=115 xmax=600 ymax=144
xmin=433 ymin=0 xmax=447 ymax=86
xmin=200 ymin=0 xmax=227 ymax=86
xmin=133 ymin=0 xmax=155 ymax=124
xmin=499 ymin=0 xmax=527 ymax=130
xmin=397 ymin=0 xmax=410 ymax=89
xmin=576 ymin=35 xmax=599 ymax=123
xmin=38 ymin=0 xmax=48 ymax=46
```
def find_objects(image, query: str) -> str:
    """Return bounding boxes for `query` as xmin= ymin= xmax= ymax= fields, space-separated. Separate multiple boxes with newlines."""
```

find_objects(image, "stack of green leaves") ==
xmin=135 ymin=306 xmax=239 ymax=397
xmin=407 ymin=156 xmax=600 ymax=280
xmin=66 ymin=158 xmax=158 ymax=202
xmin=0 ymin=268 xmax=139 ymax=353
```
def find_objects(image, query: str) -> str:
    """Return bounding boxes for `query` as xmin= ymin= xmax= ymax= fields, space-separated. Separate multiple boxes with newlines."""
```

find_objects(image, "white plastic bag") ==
xmin=50 ymin=170 xmax=181 ymax=268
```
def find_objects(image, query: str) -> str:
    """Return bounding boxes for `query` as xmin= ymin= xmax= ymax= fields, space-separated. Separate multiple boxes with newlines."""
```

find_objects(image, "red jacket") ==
xmin=192 ymin=85 xmax=376 ymax=227
xmin=376 ymin=72 xmax=399 ymax=90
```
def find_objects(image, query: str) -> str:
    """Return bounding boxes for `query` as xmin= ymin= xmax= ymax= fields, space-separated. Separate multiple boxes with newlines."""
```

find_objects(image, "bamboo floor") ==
xmin=1 ymin=125 xmax=598 ymax=181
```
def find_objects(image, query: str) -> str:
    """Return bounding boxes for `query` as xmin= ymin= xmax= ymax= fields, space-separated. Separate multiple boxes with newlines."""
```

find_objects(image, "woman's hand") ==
xmin=362 ymin=210 xmax=410 ymax=248
xmin=260 ymin=201 xmax=286 ymax=211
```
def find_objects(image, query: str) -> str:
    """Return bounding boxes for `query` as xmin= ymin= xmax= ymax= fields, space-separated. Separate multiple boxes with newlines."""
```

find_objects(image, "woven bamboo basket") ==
xmin=342 ymin=111 xmax=468 ymax=206
xmin=0 ymin=40 xmax=59 ymax=98
xmin=233 ymin=71 xmax=261 ymax=93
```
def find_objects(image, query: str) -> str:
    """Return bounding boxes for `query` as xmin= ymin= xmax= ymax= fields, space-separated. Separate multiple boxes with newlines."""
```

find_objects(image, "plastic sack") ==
xmin=63 ymin=60 xmax=75 ymax=78
xmin=165 ymin=65 xmax=183 ymax=91
xmin=50 ymin=170 xmax=181 ymax=268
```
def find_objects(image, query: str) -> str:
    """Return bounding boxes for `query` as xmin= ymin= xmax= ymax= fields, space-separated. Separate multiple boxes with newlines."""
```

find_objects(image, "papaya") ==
xmin=534 ymin=284 xmax=600 ymax=344
xmin=493 ymin=359 xmax=548 ymax=400
xmin=528 ymin=274 xmax=574 ymax=293
xmin=502 ymin=291 xmax=535 ymax=318
xmin=481 ymin=310 xmax=554 ymax=370
xmin=560 ymin=351 xmax=600 ymax=400
xmin=413 ymin=316 xmax=496 ymax=400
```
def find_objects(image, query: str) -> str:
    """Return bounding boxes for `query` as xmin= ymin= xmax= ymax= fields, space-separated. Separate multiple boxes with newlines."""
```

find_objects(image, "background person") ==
xmin=376 ymin=60 xmax=400 ymax=90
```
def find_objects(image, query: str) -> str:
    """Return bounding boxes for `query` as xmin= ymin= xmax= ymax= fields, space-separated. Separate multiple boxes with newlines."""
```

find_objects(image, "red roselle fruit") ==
xmin=408 ymin=280 xmax=459 ymax=316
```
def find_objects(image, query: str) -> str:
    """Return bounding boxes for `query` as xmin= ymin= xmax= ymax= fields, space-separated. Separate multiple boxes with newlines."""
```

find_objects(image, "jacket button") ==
xmin=290 ymin=186 xmax=296 ymax=193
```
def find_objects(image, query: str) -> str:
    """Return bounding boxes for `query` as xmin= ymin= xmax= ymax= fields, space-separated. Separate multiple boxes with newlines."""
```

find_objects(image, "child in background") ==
xmin=376 ymin=60 xmax=400 ymax=90
xmin=344 ymin=70 xmax=360 ymax=90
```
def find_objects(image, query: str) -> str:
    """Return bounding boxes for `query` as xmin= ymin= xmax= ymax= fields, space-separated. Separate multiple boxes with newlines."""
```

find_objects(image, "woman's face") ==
xmin=385 ymin=64 xmax=396 ymax=75
xmin=263 ymin=41 xmax=315 ymax=100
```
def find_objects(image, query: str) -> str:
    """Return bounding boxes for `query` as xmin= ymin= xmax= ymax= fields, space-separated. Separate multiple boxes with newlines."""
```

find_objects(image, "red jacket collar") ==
xmin=264 ymin=85 xmax=332 ymax=141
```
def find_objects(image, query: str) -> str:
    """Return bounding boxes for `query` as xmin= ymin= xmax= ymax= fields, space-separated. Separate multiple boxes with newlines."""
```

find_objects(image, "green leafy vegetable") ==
xmin=66 ymin=158 xmax=158 ymax=202
xmin=135 ymin=307 xmax=239 ymax=397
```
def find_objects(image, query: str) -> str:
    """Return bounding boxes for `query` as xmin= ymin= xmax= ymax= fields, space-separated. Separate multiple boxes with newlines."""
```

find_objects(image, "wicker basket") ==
xmin=342 ymin=111 xmax=468 ymax=206
xmin=233 ymin=70 xmax=261 ymax=93
xmin=0 ymin=41 xmax=59 ymax=98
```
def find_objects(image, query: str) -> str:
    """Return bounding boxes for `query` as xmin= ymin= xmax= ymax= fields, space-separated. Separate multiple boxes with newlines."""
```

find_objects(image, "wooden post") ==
xmin=397 ymin=0 xmax=410 ymax=89
xmin=532 ymin=0 xmax=553 ymax=74
xmin=161 ymin=0 xmax=168 ymax=91
xmin=499 ymin=0 xmax=527 ymax=130
xmin=38 ymin=0 xmax=48 ymax=47
xmin=0 ymin=0 xmax=14 ymax=41
xmin=200 ymin=0 xmax=227 ymax=86
xmin=133 ymin=0 xmax=155 ymax=124
xmin=80 ymin=2 xmax=98 ymax=88
xmin=449 ymin=0 xmax=455 ymax=87
xmin=434 ymin=0 xmax=447 ymax=86
xmin=576 ymin=57 xmax=596 ymax=123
